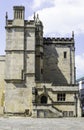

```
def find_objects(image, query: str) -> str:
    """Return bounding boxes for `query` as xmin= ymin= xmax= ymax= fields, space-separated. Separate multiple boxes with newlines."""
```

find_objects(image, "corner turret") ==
xmin=35 ymin=13 xmax=44 ymax=81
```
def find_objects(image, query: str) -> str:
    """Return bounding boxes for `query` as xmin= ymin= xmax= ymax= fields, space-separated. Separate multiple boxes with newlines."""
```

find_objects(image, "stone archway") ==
xmin=40 ymin=95 xmax=47 ymax=104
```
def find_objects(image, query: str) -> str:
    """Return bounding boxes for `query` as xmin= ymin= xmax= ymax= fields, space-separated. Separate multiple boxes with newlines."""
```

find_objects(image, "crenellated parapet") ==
xmin=43 ymin=37 xmax=74 ymax=44
xmin=6 ymin=20 xmax=35 ymax=27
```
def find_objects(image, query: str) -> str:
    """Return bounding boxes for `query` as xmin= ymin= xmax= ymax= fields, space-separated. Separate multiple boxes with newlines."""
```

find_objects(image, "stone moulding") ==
xmin=43 ymin=37 xmax=74 ymax=44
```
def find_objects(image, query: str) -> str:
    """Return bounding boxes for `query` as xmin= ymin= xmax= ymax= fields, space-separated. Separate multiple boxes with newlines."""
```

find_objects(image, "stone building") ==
xmin=77 ymin=77 xmax=84 ymax=116
xmin=0 ymin=6 xmax=81 ymax=117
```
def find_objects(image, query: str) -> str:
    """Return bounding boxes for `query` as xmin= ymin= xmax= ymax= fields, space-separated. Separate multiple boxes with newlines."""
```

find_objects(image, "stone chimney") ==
xmin=13 ymin=6 xmax=25 ymax=19
xmin=13 ymin=6 xmax=25 ymax=26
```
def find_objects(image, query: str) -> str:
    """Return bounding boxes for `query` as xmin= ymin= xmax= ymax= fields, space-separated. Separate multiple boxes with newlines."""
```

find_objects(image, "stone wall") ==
xmin=5 ymin=10 xmax=36 ymax=114
xmin=0 ymin=56 xmax=5 ymax=114
xmin=5 ymin=28 xmax=24 ymax=80
xmin=34 ymin=83 xmax=79 ymax=117
xmin=43 ymin=41 xmax=75 ymax=85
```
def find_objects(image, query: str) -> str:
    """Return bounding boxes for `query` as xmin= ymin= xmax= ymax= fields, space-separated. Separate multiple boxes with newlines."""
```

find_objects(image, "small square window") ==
xmin=57 ymin=93 xmax=66 ymax=101
xmin=64 ymin=51 xmax=67 ymax=58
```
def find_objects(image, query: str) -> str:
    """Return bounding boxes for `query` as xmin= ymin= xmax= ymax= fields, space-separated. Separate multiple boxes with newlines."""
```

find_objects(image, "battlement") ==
xmin=43 ymin=37 xmax=74 ymax=44
xmin=6 ymin=20 xmax=35 ymax=27
xmin=25 ymin=20 xmax=35 ymax=25
xmin=7 ymin=20 xmax=13 ymax=26
xmin=13 ymin=6 xmax=25 ymax=10
xmin=0 ymin=55 xmax=5 ymax=61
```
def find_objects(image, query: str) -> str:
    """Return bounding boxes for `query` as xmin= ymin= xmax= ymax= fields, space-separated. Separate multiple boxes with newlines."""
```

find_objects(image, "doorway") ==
xmin=41 ymin=95 xmax=47 ymax=104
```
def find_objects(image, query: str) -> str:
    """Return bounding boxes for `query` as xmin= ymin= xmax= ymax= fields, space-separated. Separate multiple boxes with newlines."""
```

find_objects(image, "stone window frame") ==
xmin=40 ymin=52 xmax=43 ymax=59
xmin=57 ymin=93 xmax=66 ymax=101
xmin=63 ymin=111 xmax=67 ymax=117
xmin=40 ymin=94 xmax=48 ymax=104
xmin=63 ymin=111 xmax=73 ymax=117
xmin=69 ymin=111 xmax=73 ymax=117
xmin=64 ymin=51 xmax=67 ymax=59
xmin=41 ymin=68 xmax=43 ymax=74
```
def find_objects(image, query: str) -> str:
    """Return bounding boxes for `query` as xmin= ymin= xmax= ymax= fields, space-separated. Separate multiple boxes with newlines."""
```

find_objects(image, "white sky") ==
xmin=0 ymin=0 xmax=84 ymax=79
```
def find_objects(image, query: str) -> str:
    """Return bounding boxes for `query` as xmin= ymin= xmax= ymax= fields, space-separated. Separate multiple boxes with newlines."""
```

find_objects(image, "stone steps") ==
xmin=33 ymin=105 xmax=63 ymax=118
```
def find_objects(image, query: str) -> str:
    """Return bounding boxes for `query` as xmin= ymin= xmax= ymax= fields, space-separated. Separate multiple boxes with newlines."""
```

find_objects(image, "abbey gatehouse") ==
xmin=0 ymin=6 xmax=81 ymax=117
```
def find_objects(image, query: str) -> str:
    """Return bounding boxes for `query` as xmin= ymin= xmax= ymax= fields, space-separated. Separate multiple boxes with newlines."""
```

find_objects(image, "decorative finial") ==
xmin=33 ymin=12 xmax=36 ymax=22
xmin=37 ymin=14 xmax=39 ymax=20
xmin=5 ymin=12 xmax=8 ymax=25
xmin=36 ymin=13 xmax=40 ymax=23
xmin=72 ymin=31 xmax=74 ymax=38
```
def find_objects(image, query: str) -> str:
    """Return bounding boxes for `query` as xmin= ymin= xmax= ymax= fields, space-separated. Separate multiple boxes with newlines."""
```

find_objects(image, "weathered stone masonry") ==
xmin=0 ymin=6 xmax=81 ymax=117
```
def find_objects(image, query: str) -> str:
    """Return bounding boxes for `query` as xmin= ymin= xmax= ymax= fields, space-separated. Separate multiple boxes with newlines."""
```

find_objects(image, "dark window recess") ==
xmin=57 ymin=93 xmax=66 ymax=101
xmin=63 ymin=111 xmax=73 ymax=117
xmin=41 ymin=95 xmax=47 ymax=104
xmin=40 ymin=52 xmax=43 ymax=59
xmin=69 ymin=111 xmax=73 ymax=117
xmin=41 ymin=55 xmax=43 ymax=59
xmin=63 ymin=111 xmax=67 ymax=117
xmin=64 ymin=51 xmax=67 ymax=58
xmin=41 ymin=68 xmax=43 ymax=74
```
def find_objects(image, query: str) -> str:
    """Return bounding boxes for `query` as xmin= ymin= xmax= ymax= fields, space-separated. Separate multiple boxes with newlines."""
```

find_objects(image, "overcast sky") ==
xmin=0 ymin=0 xmax=84 ymax=79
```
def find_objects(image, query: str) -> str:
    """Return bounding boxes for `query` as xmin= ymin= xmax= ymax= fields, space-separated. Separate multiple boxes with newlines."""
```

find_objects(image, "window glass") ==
xmin=57 ymin=93 xmax=66 ymax=101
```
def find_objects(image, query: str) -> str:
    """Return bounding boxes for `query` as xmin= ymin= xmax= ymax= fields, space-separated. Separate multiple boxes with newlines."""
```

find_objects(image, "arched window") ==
xmin=40 ymin=95 xmax=47 ymax=104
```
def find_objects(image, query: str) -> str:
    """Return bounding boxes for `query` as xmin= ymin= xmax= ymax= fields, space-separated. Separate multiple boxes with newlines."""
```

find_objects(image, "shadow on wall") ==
xmin=43 ymin=44 xmax=68 ymax=86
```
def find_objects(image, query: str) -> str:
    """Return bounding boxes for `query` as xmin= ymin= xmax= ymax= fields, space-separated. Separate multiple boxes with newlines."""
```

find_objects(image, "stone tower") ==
xmin=43 ymin=35 xmax=75 ymax=85
xmin=4 ymin=6 xmax=81 ymax=117
xmin=5 ymin=6 xmax=36 ymax=115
